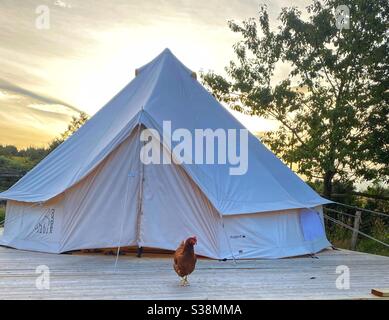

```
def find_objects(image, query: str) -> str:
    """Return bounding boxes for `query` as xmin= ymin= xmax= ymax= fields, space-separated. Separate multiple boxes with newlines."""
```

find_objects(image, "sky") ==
xmin=0 ymin=0 xmax=312 ymax=148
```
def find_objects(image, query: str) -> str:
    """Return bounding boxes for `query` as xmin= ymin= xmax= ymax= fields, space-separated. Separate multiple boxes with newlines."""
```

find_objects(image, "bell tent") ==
xmin=0 ymin=49 xmax=331 ymax=259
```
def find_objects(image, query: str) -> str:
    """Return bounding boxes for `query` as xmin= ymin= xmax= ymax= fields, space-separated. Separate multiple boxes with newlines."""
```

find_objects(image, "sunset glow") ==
xmin=0 ymin=0 xmax=311 ymax=148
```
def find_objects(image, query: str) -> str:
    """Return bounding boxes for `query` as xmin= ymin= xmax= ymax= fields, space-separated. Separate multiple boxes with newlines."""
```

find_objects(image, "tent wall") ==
xmin=222 ymin=207 xmax=330 ymax=259
xmin=1 ymin=130 xmax=142 ymax=253
xmin=1 ymin=198 xmax=64 ymax=252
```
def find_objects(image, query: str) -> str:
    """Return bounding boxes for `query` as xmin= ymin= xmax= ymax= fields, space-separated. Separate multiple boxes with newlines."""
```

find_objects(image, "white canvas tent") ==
xmin=0 ymin=49 xmax=331 ymax=259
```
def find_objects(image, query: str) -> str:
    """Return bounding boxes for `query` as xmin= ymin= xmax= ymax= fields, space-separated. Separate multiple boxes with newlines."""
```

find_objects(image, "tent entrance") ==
xmin=134 ymin=125 xmax=223 ymax=259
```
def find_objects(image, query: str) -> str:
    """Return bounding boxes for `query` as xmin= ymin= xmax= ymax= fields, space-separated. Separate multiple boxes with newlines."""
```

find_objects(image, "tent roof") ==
xmin=0 ymin=49 xmax=330 ymax=214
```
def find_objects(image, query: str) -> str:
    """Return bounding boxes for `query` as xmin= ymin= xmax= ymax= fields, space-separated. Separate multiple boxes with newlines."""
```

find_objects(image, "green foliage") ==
xmin=321 ymin=180 xmax=389 ymax=256
xmin=0 ymin=154 xmax=40 ymax=192
xmin=0 ymin=145 xmax=18 ymax=157
xmin=0 ymin=206 xmax=5 ymax=223
xmin=325 ymin=208 xmax=389 ymax=257
xmin=327 ymin=223 xmax=353 ymax=248
xmin=362 ymin=184 xmax=389 ymax=213
xmin=202 ymin=0 xmax=389 ymax=197
xmin=356 ymin=218 xmax=389 ymax=256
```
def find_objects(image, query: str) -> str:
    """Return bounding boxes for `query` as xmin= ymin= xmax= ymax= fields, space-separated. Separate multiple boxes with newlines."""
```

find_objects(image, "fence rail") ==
xmin=324 ymin=211 xmax=389 ymax=249
xmin=0 ymin=173 xmax=23 ymax=178
xmin=323 ymin=203 xmax=389 ymax=252
xmin=330 ymin=192 xmax=389 ymax=201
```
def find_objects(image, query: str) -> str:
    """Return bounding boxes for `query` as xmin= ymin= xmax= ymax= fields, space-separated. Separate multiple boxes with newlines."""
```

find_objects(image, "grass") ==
xmin=330 ymin=237 xmax=389 ymax=257
xmin=0 ymin=205 xmax=5 ymax=223
xmin=327 ymin=217 xmax=389 ymax=257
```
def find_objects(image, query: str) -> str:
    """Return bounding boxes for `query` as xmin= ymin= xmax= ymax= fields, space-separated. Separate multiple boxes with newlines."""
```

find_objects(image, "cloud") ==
xmin=0 ymin=86 xmax=79 ymax=148
xmin=0 ymin=79 xmax=82 ymax=114
xmin=0 ymin=77 xmax=81 ymax=148
xmin=54 ymin=0 xmax=73 ymax=8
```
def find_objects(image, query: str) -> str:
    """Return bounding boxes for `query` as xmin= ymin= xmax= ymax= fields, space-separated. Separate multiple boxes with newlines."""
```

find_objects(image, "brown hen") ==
xmin=173 ymin=236 xmax=197 ymax=286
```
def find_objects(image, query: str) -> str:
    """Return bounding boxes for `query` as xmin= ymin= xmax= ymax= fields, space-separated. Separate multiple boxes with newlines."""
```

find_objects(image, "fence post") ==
xmin=350 ymin=211 xmax=361 ymax=250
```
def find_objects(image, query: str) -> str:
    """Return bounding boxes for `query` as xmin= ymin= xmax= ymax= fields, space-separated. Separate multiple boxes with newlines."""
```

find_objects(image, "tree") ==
xmin=202 ymin=0 xmax=388 ymax=198
xmin=0 ymin=145 xmax=18 ymax=157
xmin=48 ymin=112 xmax=89 ymax=151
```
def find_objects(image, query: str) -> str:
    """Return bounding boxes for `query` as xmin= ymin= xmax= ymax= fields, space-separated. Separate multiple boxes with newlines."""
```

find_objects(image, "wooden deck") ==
xmin=0 ymin=245 xmax=388 ymax=299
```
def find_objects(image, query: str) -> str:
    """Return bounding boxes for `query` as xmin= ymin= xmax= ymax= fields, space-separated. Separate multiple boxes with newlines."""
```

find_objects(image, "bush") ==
xmin=0 ymin=206 xmax=5 ymax=224
xmin=326 ymin=215 xmax=389 ymax=257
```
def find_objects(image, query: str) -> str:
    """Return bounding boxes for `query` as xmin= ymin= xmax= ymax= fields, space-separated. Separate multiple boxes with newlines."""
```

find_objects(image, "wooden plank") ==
xmin=371 ymin=288 xmax=389 ymax=297
xmin=0 ymin=246 xmax=388 ymax=299
xmin=350 ymin=211 xmax=361 ymax=250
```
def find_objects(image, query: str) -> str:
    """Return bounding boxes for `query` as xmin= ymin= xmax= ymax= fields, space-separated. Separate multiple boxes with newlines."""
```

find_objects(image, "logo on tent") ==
xmin=33 ymin=209 xmax=55 ymax=235
xmin=230 ymin=235 xmax=246 ymax=239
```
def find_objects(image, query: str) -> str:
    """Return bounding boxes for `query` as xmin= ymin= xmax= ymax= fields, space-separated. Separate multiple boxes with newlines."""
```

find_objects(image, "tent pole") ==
xmin=135 ymin=118 xmax=145 ymax=257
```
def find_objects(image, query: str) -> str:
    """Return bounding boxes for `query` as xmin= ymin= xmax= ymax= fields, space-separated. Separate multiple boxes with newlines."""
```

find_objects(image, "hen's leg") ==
xmin=179 ymin=277 xmax=185 ymax=286
xmin=183 ymin=276 xmax=190 ymax=286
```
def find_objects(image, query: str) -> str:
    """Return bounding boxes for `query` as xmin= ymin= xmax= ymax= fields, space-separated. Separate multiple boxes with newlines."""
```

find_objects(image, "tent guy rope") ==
xmin=324 ymin=214 xmax=389 ymax=248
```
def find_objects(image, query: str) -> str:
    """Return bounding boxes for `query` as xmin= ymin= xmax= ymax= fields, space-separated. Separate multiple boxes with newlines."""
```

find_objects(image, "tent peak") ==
xmin=162 ymin=48 xmax=173 ymax=54
xmin=135 ymin=48 xmax=179 ymax=77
